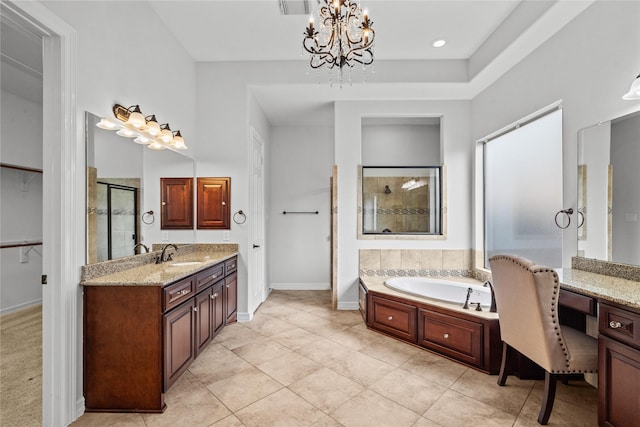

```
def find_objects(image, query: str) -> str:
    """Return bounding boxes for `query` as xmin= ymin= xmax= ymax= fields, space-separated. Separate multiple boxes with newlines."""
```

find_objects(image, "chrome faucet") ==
xmin=157 ymin=244 xmax=178 ymax=264
xmin=133 ymin=243 xmax=150 ymax=254
xmin=484 ymin=280 xmax=498 ymax=313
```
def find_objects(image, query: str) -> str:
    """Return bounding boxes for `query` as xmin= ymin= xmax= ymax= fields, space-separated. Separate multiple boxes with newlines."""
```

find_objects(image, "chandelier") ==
xmin=303 ymin=0 xmax=375 ymax=84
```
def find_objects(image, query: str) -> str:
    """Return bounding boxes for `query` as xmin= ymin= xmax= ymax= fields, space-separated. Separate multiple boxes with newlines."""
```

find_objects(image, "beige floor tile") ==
xmin=271 ymin=326 xmax=322 ymax=351
xmin=330 ymin=389 xmax=421 ymax=427
xmin=450 ymin=368 xmax=534 ymax=416
xmin=370 ymin=369 xmax=447 ymax=414
xmin=530 ymin=379 xmax=598 ymax=409
xmin=297 ymin=337 xmax=355 ymax=367
xmin=235 ymin=388 xmax=326 ymax=426
xmin=315 ymin=309 xmax=364 ymax=327
xmin=359 ymin=334 xmax=422 ymax=367
xmin=232 ymin=338 xmax=291 ymax=365
xmin=70 ymin=412 xmax=146 ymax=426
xmin=211 ymin=414 xmax=246 ymax=426
xmin=256 ymin=302 xmax=303 ymax=319
xmin=400 ymin=351 xmax=468 ymax=388
xmin=213 ymin=322 xmax=263 ymax=350
xmin=188 ymin=343 xmax=253 ymax=385
xmin=412 ymin=417 xmax=442 ymax=427
xmin=289 ymin=367 xmax=364 ymax=413
xmin=324 ymin=327 xmax=380 ymax=351
xmin=256 ymin=350 xmax=322 ymax=386
xmin=330 ymin=350 xmax=396 ymax=386
xmin=514 ymin=382 xmax=597 ymax=426
xmin=310 ymin=414 xmax=344 ymax=426
xmin=207 ymin=367 xmax=283 ymax=412
xmin=242 ymin=312 xmax=298 ymax=336
xmin=424 ymin=389 xmax=515 ymax=426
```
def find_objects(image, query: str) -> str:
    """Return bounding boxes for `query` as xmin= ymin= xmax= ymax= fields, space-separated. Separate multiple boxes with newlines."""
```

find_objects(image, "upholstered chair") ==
xmin=488 ymin=254 xmax=598 ymax=425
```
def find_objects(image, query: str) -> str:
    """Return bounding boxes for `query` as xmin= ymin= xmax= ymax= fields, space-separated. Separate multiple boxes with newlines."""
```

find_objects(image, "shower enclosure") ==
xmin=96 ymin=182 xmax=138 ymax=262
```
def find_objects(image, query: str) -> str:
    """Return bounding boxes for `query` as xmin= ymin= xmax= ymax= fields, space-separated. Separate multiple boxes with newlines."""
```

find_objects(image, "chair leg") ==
xmin=497 ymin=342 xmax=510 ymax=386
xmin=538 ymin=372 xmax=558 ymax=425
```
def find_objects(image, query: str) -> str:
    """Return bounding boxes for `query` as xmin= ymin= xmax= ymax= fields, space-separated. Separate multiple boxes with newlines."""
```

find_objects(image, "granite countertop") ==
xmin=81 ymin=244 xmax=238 ymax=287
xmin=557 ymin=268 xmax=640 ymax=310
xmin=360 ymin=276 xmax=499 ymax=320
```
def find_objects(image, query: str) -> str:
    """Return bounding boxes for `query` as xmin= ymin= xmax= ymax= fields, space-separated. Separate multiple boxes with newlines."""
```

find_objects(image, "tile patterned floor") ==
xmin=71 ymin=290 xmax=598 ymax=426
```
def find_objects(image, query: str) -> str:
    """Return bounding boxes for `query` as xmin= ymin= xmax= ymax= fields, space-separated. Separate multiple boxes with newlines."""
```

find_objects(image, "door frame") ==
xmin=3 ymin=1 xmax=81 ymax=424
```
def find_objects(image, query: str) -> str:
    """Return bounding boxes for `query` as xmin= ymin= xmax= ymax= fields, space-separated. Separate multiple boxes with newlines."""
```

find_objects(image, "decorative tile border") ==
xmin=572 ymin=256 xmax=640 ymax=281
xmin=359 ymin=269 xmax=473 ymax=278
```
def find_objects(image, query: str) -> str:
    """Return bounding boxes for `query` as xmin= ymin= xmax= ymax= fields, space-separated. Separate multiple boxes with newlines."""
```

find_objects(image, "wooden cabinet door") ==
xmin=598 ymin=335 xmax=640 ymax=426
xmin=224 ymin=272 xmax=237 ymax=324
xmin=195 ymin=289 xmax=213 ymax=357
xmin=163 ymin=300 xmax=195 ymax=391
xmin=212 ymin=281 xmax=225 ymax=334
xmin=369 ymin=295 xmax=417 ymax=343
xmin=160 ymin=178 xmax=193 ymax=229
xmin=197 ymin=177 xmax=230 ymax=229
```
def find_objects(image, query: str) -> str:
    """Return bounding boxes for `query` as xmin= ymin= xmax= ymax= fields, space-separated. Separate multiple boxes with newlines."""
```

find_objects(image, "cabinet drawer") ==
xmin=559 ymin=289 xmax=596 ymax=316
xmin=370 ymin=295 xmax=417 ymax=342
xmin=419 ymin=309 xmax=483 ymax=368
xmin=599 ymin=303 xmax=640 ymax=349
xmin=195 ymin=263 xmax=224 ymax=293
xmin=225 ymin=257 xmax=237 ymax=275
xmin=163 ymin=277 xmax=194 ymax=312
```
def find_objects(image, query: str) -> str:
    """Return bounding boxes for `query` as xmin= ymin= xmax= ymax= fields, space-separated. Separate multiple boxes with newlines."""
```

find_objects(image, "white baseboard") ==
xmin=337 ymin=301 xmax=359 ymax=310
xmin=75 ymin=397 xmax=85 ymax=421
xmin=270 ymin=283 xmax=330 ymax=291
xmin=237 ymin=312 xmax=253 ymax=322
xmin=0 ymin=298 xmax=42 ymax=316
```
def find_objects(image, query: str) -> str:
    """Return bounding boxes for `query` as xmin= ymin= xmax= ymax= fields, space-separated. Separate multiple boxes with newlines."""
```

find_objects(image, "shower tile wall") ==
xmin=362 ymin=177 xmax=430 ymax=233
xmin=360 ymin=249 xmax=472 ymax=277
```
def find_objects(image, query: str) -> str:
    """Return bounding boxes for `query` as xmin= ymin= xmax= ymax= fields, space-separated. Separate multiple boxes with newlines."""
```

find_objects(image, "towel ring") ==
xmin=233 ymin=210 xmax=246 ymax=225
xmin=142 ymin=210 xmax=155 ymax=225
xmin=554 ymin=208 xmax=574 ymax=229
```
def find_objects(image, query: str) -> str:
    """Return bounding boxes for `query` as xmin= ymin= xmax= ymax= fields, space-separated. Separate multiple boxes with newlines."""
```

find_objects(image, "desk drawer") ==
xmin=225 ymin=257 xmax=237 ymax=275
xmin=559 ymin=289 xmax=596 ymax=316
xmin=599 ymin=303 xmax=640 ymax=349
xmin=370 ymin=295 xmax=417 ymax=342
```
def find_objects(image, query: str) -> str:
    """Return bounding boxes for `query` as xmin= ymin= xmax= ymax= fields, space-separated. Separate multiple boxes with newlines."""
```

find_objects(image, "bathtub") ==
xmin=385 ymin=277 xmax=492 ymax=308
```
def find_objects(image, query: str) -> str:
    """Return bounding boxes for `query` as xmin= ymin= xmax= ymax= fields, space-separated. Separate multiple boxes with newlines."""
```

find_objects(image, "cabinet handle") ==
xmin=193 ymin=306 xmax=198 ymax=312
xmin=162 ymin=202 xmax=167 ymax=206
xmin=222 ymin=201 xmax=226 ymax=205
xmin=444 ymin=333 xmax=449 ymax=339
xmin=214 ymin=293 xmax=218 ymax=297
xmin=387 ymin=316 xmax=393 ymax=321
xmin=182 ymin=289 xmax=190 ymax=295
xmin=609 ymin=321 xmax=623 ymax=329
xmin=226 ymin=285 xmax=229 ymax=288
xmin=210 ymin=274 xmax=218 ymax=280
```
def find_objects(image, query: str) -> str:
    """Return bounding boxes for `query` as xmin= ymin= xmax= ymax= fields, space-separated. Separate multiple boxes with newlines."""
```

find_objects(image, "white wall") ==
xmin=269 ymin=125 xmax=333 ymax=290
xmin=0 ymin=90 xmax=43 ymax=314
xmin=471 ymin=0 xmax=640 ymax=267
xmin=336 ymin=100 xmax=472 ymax=307
xmin=362 ymin=124 xmax=441 ymax=166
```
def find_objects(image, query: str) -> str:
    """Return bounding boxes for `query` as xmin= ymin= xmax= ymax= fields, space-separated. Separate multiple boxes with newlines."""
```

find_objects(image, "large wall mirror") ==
xmin=578 ymin=109 xmax=640 ymax=265
xmin=85 ymin=112 xmax=195 ymax=264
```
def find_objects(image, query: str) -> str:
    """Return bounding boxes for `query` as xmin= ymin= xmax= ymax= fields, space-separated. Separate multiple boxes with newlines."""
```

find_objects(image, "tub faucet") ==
xmin=484 ymin=280 xmax=498 ymax=313
xmin=462 ymin=287 xmax=473 ymax=310
xmin=133 ymin=243 xmax=149 ymax=254
xmin=157 ymin=244 xmax=178 ymax=264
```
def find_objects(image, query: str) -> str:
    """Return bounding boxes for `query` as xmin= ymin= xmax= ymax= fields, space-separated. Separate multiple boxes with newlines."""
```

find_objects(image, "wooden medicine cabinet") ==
xmin=197 ymin=177 xmax=230 ymax=229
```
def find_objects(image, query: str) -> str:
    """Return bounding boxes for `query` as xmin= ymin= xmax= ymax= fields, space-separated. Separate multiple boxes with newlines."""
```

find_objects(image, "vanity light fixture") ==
xmin=622 ymin=72 xmax=640 ymax=100
xmin=97 ymin=104 xmax=188 ymax=150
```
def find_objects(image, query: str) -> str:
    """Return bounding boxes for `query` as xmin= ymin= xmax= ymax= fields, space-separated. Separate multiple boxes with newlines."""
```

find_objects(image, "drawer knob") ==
xmin=444 ymin=333 xmax=449 ymax=339
xmin=609 ymin=321 xmax=623 ymax=329
xmin=214 ymin=293 xmax=218 ymax=298
xmin=211 ymin=274 xmax=218 ymax=280
xmin=193 ymin=306 xmax=198 ymax=312
xmin=182 ymin=289 xmax=189 ymax=295
xmin=387 ymin=316 xmax=393 ymax=321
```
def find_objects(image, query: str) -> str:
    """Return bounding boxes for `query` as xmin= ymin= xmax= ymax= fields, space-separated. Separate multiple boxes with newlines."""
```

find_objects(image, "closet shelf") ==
xmin=0 ymin=240 xmax=43 ymax=249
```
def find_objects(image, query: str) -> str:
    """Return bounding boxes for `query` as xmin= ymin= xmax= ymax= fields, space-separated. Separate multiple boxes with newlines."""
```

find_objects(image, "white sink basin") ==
xmin=169 ymin=261 xmax=203 ymax=267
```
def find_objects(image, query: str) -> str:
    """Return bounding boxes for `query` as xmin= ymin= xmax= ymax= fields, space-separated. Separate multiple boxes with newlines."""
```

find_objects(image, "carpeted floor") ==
xmin=0 ymin=304 xmax=42 ymax=427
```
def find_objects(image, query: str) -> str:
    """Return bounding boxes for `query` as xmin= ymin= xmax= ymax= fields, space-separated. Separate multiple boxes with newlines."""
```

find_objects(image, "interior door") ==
xmin=249 ymin=127 xmax=266 ymax=314
xmin=331 ymin=165 xmax=338 ymax=309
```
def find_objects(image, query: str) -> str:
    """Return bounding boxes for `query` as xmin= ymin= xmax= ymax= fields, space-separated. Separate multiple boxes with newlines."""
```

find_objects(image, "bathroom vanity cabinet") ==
xmin=83 ymin=255 xmax=237 ymax=413
xmin=361 ymin=280 xmax=501 ymax=374
xmin=598 ymin=302 xmax=640 ymax=426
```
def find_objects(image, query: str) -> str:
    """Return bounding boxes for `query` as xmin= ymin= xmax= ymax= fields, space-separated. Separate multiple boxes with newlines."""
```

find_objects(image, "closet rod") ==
xmin=0 ymin=241 xmax=42 ymax=249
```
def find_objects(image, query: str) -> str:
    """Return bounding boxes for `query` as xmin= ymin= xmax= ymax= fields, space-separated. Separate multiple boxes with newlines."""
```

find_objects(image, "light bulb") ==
xmin=116 ymin=128 xmax=136 ymax=138
xmin=134 ymin=135 xmax=150 ymax=144
xmin=172 ymin=131 xmax=186 ymax=149
xmin=145 ymin=115 xmax=161 ymax=136
xmin=161 ymin=128 xmax=173 ymax=144
xmin=147 ymin=141 xmax=166 ymax=150
xmin=96 ymin=118 xmax=116 ymax=130
xmin=126 ymin=110 xmax=145 ymax=128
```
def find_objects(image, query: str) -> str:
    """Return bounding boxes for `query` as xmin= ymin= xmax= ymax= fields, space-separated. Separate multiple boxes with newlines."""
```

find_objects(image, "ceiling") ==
xmin=0 ymin=1 xmax=593 ymax=126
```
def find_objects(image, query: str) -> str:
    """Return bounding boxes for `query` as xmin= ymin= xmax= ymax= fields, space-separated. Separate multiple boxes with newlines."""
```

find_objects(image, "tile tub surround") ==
xmin=359 ymin=249 xmax=473 ymax=278
xmin=81 ymin=243 xmax=238 ymax=285
xmin=70 ymin=290 xmax=598 ymax=426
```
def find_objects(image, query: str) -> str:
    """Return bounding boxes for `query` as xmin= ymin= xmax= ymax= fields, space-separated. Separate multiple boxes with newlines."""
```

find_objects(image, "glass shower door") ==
xmin=96 ymin=182 xmax=138 ymax=261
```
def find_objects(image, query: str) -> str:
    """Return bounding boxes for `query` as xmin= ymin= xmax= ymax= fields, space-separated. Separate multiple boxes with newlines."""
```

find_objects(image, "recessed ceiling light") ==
xmin=432 ymin=39 xmax=446 ymax=48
